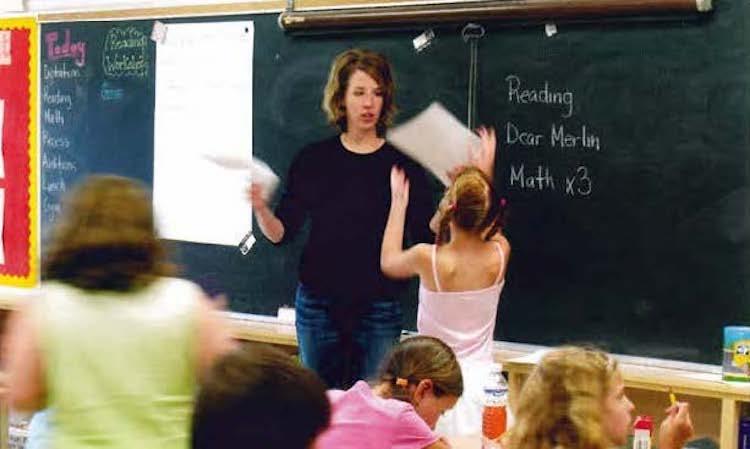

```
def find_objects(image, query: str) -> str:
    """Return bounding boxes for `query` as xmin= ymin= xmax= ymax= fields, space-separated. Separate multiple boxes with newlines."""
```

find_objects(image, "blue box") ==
xmin=739 ymin=417 xmax=750 ymax=449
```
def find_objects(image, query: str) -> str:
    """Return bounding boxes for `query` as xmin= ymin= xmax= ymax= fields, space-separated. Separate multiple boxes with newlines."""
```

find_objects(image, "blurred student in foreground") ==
xmin=503 ymin=346 xmax=694 ymax=449
xmin=192 ymin=344 xmax=331 ymax=449
xmin=4 ymin=174 xmax=234 ymax=449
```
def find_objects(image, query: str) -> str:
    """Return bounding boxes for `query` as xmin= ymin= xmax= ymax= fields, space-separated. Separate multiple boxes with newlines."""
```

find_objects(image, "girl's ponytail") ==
xmin=436 ymin=204 xmax=454 ymax=246
xmin=482 ymin=195 xmax=509 ymax=241
xmin=377 ymin=336 xmax=463 ymax=403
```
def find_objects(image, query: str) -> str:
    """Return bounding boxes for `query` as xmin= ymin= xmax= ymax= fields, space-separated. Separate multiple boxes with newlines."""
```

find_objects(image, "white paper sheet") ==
xmin=387 ymin=102 xmax=480 ymax=186
xmin=202 ymin=155 xmax=279 ymax=202
xmin=0 ymin=98 xmax=5 ymax=178
xmin=0 ymin=0 xmax=24 ymax=12
xmin=153 ymin=21 xmax=254 ymax=246
xmin=0 ymin=188 xmax=5 ymax=264
xmin=0 ymin=31 xmax=9 ymax=66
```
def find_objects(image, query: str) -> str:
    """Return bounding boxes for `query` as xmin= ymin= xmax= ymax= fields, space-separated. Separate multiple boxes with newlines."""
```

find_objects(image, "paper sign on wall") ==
xmin=0 ymin=98 xmax=5 ymax=178
xmin=0 ymin=0 xmax=24 ymax=12
xmin=0 ymin=188 xmax=5 ymax=265
xmin=153 ymin=21 xmax=254 ymax=246
xmin=0 ymin=31 xmax=10 ymax=65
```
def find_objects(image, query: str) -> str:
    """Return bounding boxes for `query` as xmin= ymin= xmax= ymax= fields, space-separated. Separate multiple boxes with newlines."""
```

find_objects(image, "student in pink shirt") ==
xmin=316 ymin=336 xmax=462 ymax=449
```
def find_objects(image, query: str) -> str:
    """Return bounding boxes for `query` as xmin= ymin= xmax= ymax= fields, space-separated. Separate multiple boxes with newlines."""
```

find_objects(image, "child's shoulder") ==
xmin=412 ymin=243 xmax=435 ymax=270
xmin=330 ymin=381 xmax=412 ymax=420
xmin=489 ymin=232 xmax=511 ymax=253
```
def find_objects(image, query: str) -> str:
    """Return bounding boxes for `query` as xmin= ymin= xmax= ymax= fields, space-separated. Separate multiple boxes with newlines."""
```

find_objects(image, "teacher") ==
xmin=249 ymin=48 xmax=433 ymax=388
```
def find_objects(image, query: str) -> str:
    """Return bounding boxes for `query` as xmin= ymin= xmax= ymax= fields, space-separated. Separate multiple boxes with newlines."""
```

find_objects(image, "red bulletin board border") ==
xmin=0 ymin=17 xmax=38 ymax=287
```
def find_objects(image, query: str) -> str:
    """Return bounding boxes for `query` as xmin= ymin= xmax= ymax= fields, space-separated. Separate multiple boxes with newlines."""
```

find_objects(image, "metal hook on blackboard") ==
xmin=462 ymin=23 xmax=485 ymax=130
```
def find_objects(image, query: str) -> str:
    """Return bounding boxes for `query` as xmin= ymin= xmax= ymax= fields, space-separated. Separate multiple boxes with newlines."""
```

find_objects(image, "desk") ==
xmin=504 ymin=353 xmax=750 ymax=449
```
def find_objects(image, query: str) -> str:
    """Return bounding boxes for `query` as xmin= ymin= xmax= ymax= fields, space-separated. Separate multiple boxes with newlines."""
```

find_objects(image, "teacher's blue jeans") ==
xmin=295 ymin=283 xmax=402 ymax=389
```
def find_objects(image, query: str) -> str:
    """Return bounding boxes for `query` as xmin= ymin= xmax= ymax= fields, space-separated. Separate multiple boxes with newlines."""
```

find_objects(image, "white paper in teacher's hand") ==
xmin=387 ymin=102 xmax=480 ymax=186
xmin=203 ymin=154 xmax=279 ymax=201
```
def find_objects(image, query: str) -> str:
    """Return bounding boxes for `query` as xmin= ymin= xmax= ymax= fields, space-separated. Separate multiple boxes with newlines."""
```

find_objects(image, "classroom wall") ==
xmin=0 ymin=2 xmax=742 ymax=441
xmin=6 ymin=0 xmax=425 ymax=15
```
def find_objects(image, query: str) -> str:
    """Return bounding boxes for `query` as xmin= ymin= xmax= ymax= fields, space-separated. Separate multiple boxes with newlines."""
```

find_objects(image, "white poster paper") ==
xmin=0 ymin=188 xmax=5 ymax=264
xmin=0 ymin=31 xmax=10 ymax=65
xmin=0 ymin=0 xmax=24 ymax=12
xmin=0 ymin=98 xmax=5 ymax=178
xmin=153 ymin=21 xmax=253 ymax=246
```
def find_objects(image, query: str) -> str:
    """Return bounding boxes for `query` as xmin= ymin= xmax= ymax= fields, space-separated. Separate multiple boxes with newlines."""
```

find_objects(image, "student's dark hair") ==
xmin=437 ymin=167 xmax=508 ymax=245
xmin=377 ymin=335 xmax=463 ymax=403
xmin=322 ymin=48 xmax=396 ymax=136
xmin=42 ymin=174 xmax=175 ymax=291
xmin=192 ymin=344 xmax=331 ymax=449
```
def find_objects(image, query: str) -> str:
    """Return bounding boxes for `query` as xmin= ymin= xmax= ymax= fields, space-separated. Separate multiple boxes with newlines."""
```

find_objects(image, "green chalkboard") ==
xmin=40 ymin=2 xmax=750 ymax=364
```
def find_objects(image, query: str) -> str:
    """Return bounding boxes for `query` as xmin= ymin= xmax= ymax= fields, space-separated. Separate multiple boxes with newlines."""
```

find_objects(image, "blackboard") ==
xmin=39 ymin=1 xmax=750 ymax=364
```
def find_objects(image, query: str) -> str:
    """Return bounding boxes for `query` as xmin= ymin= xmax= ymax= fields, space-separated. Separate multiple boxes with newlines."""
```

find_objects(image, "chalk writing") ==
xmin=508 ymin=164 xmax=593 ymax=197
xmin=43 ymin=177 xmax=67 ymax=193
xmin=505 ymin=121 xmax=601 ymax=152
xmin=503 ymin=74 xmax=600 ymax=198
xmin=551 ymin=124 xmax=600 ymax=151
xmin=100 ymin=82 xmax=124 ymax=101
xmin=43 ymin=62 xmax=82 ymax=80
xmin=42 ymin=131 xmax=70 ymax=149
xmin=45 ymin=30 xmax=86 ymax=67
xmin=42 ymin=89 xmax=73 ymax=110
xmin=43 ymin=108 xmax=65 ymax=126
xmin=510 ymin=164 xmax=556 ymax=192
xmin=42 ymin=197 xmax=62 ymax=224
xmin=506 ymin=122 xmax=545 ymax=147
xmin=506 ymin=74 xmax=574 ymax=118
xmin=564 ymin=166 xmax=592 ymax=197
xmin=103 ymin=27 xmax=149 ymax=79
xmin=42 ymin=153 xmax=77 ymax=172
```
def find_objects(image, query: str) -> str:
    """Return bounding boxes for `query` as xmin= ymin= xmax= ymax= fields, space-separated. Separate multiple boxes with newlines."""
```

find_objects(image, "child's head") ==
xmin=503 ymin=346 xmax=634 ymax=449
xmin=43 ymin=174 xmax=174 ymax=292
xmin=376 ymin=336 xmax=463 ymax=429
xmin=436 ymin=167 xmax=507 ymax=244
xmin=192 ymin=344 xmax=331 ymax=449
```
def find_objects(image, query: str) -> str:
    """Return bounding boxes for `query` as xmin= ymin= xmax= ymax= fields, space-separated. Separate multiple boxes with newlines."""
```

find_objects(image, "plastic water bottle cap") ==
xmin=633 ymin=415 xmax=653 ymax=431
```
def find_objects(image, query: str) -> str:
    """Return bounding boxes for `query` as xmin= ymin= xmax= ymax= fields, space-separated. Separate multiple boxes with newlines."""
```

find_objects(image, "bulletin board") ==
xmin=0 ymin=17 xmax=38 ymax=287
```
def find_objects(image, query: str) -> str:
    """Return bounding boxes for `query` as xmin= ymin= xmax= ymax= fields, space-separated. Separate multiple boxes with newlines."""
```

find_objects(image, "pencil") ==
xmin=668 ymin=388 xmax=677 ymax=406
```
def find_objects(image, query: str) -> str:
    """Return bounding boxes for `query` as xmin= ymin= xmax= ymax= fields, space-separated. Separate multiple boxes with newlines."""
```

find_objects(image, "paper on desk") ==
xmin=203 ymin=154 xmax=279 ymax=201
xmin=387 ymin=102 xmax=480 ymax=186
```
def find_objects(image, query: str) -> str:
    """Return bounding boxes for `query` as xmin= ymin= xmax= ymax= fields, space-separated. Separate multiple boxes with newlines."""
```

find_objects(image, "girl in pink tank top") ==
xmin=380 ymin=130 xmax=511 ymax=436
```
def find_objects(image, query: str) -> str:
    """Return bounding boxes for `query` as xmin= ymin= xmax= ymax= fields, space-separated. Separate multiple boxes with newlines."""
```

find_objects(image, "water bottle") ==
xmin=482 ymin=363 xmax=507 ymax=449
xmin=632 ymin=415 xmax=653 ymax=449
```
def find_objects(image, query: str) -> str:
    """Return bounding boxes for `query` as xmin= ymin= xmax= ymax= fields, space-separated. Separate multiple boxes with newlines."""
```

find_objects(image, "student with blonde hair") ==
xmin=503 ymin=346 xmax=694 ymax=449
xmin=4 ymin=175 xmax=233 ymax=449
xmin=249 ymin=48 xmax=433 ymax=388
xmin=380 ymin=130 xmax=510 ymax=436
xmin=316 ymin=335 xmax=463 ymax=449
